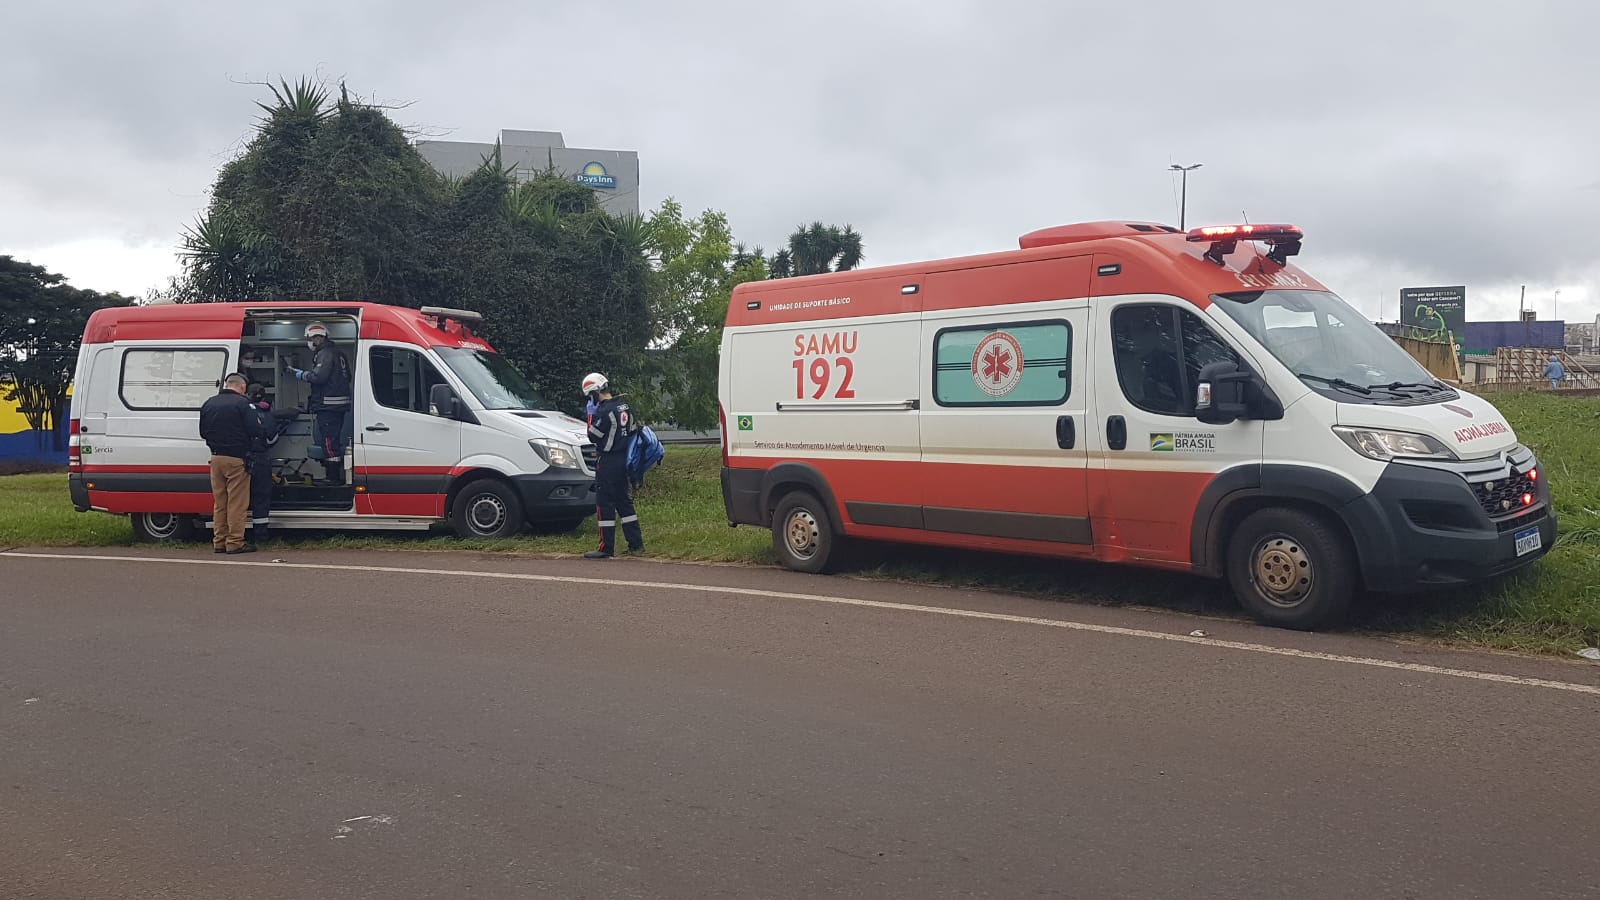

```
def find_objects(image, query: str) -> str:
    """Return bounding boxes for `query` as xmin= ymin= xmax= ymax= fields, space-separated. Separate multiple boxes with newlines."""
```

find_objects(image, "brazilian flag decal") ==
xmin=737 ymin=415 xmax=753 ymax=431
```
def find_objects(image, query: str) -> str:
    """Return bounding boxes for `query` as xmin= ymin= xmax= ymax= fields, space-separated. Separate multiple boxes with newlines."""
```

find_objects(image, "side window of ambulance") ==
xmin=120 ymin=348 xmax=229 ymax=410
xmin=370 ymin=347 xmax=449 ymax=415
xmin=933 ymin=321 xmax=1071 ymax=406
xmin=1112 ymin=306 xmax=1239 ymax=417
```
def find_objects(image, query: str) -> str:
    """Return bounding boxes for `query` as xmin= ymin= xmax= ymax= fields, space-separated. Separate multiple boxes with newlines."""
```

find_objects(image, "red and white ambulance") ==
xmin=718 ymin=221 xmax=1556 ymax=629
xmin=69 ymin=302 xmax=598 ymax=541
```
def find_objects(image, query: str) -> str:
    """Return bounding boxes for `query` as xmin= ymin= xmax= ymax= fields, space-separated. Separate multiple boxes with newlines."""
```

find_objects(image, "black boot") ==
xmin=322 ymin=461 xmax=344 ymax=485
xmin=585 ymin=525 xmax=616 ymax=559
xmin=621 ymin=517 xmax=643 ymax=553
xmin=252 ymin=523 xmax=271 ymax=545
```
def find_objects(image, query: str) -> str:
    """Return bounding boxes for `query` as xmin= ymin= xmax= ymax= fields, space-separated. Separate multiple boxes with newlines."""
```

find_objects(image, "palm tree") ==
xmin=767 ymin=223 xmax=865 ymax=278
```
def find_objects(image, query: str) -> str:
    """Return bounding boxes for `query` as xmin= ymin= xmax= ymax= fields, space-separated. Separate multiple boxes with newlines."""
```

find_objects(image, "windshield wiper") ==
xmin=1368 ymin=380 xmax=1445 ymax=394
xmin=1299 ymin=374 xmax=1372 ymax=395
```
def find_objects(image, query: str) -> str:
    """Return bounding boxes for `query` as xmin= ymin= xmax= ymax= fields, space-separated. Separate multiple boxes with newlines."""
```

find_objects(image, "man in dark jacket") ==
xmin=199 ymin=374 xmax=263 ymax=554
xmin=284 ymin=321 xmax=352 ymax=484
xmin=582 ymin=372 xmax=643 ymax=559
xmin=245 ymin=383 xmax=287 ymax=545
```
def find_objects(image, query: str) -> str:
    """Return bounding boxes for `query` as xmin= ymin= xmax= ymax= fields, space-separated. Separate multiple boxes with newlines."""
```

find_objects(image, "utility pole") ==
xmin=1170 ymin=163 xmax=1202 ymax=230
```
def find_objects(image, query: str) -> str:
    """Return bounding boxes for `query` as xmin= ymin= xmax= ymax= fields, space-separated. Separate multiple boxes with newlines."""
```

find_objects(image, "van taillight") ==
xmin=718 ymin=403 xmax=728 ymax=463
xmin=68 ymin=419 xmax=82 ymax=471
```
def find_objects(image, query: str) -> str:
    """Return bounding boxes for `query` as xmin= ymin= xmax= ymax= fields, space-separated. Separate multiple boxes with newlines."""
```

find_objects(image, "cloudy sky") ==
xmin=3 ymin=1 xmax=1596 ymax=324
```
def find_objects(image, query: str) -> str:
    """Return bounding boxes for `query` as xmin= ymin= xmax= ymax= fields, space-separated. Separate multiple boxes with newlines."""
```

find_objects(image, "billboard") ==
xmin=1400 ymin=286 xmax=1467 ymax=341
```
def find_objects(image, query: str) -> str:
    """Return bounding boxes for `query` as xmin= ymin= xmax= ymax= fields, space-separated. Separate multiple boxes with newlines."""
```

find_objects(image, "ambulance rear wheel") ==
xmin=772 ymin=491 xmax=840 ymax=574
xmin=451 ymin=479 xmax=524 ymax=540
xmin=131 ymin=512 xmax=196 ymax=544
xmin=1226 ymin=508 xmax=1355 ymax=631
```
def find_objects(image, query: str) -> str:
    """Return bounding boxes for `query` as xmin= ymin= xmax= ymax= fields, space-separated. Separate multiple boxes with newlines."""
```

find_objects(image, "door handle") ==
xmin=1106 ymin=415 xmax=1127 ymax=451
xmin=1055 ymin=415 xmax=1076 ymax=450
xmin=365 ymin=424 xmax=390 ymax=432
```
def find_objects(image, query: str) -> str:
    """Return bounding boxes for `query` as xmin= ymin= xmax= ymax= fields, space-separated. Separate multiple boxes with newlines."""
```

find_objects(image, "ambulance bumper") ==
xmin=510 ymin=472 xmax=597 ymax=522
xmin=70 ymin=473 xmax=91 ymax=512
xmin=1345 ymin=457 xmax=1557 ymax=593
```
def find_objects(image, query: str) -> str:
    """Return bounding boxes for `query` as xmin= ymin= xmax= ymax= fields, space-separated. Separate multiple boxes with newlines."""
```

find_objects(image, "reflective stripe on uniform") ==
xmin=619 ymin=515 xmax=639 ymax=524
xmin=597 ymin=519 xmax=616 ymax=527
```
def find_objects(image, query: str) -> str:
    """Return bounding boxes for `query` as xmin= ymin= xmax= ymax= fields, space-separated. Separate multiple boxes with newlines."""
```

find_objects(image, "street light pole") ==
xmin=1170 ymin=163 xmax=1202 ymax=230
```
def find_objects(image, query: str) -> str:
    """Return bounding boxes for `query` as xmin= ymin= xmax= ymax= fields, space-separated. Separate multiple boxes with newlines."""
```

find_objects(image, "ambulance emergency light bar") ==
xmin=1186 ymin=223 xmax=1304 ymax=267
xmin=420 ymin=305 xmax=484 ymax=335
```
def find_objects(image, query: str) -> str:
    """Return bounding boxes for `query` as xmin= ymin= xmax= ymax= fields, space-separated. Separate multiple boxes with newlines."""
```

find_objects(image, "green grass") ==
xmin=4 ymin=392 xmax=1599 ymax=655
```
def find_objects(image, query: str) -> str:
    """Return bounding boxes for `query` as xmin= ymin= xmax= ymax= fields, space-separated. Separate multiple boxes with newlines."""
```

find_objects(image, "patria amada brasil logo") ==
xmin=572 ymin=161 xmax=618 ymax=190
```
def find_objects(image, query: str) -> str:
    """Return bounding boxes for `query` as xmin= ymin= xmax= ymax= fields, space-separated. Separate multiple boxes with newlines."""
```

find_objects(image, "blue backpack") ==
xmin=626 ymin=425 xmax=665 ymax=488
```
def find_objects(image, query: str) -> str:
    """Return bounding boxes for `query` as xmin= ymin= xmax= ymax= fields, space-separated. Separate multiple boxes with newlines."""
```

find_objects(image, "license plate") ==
xmin=1515 ymin=526 xmax=1543 ymax=557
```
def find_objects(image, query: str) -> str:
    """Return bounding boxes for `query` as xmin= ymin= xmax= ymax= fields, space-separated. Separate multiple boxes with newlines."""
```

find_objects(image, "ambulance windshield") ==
xmin=435 ymin=347 xmax=548 ymax=410
xmin=1211 ymin=290 xmax=1453 ymax=401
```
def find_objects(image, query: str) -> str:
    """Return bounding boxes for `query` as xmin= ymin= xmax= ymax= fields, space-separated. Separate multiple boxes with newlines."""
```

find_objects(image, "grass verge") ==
xmin=3 ymin=392 xmax=1597 ymax=656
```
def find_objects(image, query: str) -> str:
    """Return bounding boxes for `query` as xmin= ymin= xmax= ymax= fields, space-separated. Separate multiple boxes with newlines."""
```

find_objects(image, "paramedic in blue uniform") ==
xmin=245 ymin=383 xmax=285 ymax=545
xmin=284 ymin=321 xmax=352 ymax=485
xmin=582 ymin=372 xmax=644 ymax=559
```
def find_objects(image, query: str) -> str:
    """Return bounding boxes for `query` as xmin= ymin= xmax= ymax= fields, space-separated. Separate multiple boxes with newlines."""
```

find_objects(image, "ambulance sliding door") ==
xmin=915 ymin=256 xmax=1094 ymax=552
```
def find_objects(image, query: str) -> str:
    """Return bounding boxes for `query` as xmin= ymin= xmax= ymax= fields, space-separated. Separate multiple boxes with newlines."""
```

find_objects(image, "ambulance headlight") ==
xmin=530 ymin=438 xmax=581 ymax=469
xmin=1333 ymin=427 xmax=1457 ymax=462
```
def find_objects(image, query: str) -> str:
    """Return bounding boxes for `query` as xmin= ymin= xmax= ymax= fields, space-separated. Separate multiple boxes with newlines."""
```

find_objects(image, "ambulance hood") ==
xmin=1334 ymin=390 xmax=1519 ymax=460
xmin=481 ymin=409 xmax=591 ymax=447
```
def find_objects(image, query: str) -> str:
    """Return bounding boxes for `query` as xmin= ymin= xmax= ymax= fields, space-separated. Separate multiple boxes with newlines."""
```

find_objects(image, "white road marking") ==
xmin=6 ymin=551 xmax=1599 ymax=698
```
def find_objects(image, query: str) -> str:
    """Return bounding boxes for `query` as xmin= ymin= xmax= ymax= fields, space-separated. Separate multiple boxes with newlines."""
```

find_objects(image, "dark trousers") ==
xmin=595 ymin=458 xmax=642 ymax=554
xmin=315 ymin=408 xmax=347 ymax=481
xmin=249 ymin=454 xmax=273 ymax=540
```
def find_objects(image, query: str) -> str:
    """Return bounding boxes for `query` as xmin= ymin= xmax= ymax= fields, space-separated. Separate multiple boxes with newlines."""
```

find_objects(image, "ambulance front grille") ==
xmin=581 ymin=443 xmax=598 ymax=472
xmin=1473 ymin=470 xmax=1539 ymax=519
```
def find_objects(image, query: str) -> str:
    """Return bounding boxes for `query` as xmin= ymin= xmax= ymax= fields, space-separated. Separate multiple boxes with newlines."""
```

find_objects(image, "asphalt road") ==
xmin=2 ymin=548 xmax=1598 ymax=900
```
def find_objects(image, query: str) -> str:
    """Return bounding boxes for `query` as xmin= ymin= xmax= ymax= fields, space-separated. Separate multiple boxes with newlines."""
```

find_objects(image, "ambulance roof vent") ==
xmin=1018 ymin=221 xmax=1182 ymax=249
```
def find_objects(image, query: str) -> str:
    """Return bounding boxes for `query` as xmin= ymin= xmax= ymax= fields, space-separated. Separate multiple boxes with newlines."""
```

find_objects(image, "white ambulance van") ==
xmin=69 ymin=302 xmax=598 ymax=541
xmin=718 ymin=221 xmax=1556 ymax=629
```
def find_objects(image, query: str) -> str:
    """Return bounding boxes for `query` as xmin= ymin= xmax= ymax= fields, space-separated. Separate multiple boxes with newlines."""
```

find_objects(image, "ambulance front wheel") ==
xmin=131 ymin=512 xmax=196 ymax=544
xmin=772 ymin=491 xmax=841 ymax=574
xmin=1226 ymin=507 xmax=1356 ymax=631
xmin=451 ymin=479 xmax=524 ymax=540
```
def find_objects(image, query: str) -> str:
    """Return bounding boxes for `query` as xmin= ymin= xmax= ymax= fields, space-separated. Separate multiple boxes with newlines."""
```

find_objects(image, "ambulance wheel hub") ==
xmin=784 ymin=509 xmax=821 ymax=559
xmin=1252 ymin=536 xmax=1313 ymax=607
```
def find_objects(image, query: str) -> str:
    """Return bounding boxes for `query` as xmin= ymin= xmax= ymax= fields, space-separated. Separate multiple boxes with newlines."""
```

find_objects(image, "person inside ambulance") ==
xmin=245 ymin=383 xmax=288 ymax=544
xmin=581 ymin=372 xmax=644 ymax=559
xmin=283 ymin=321 xmax=353 ymax=485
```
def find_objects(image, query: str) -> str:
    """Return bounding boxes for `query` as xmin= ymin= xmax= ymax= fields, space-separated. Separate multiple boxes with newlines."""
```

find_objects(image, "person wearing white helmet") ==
xmin=582 ymin=372 xmax=644 ymax=558
xmin=283 ymin=321 xmax=353 ymax=484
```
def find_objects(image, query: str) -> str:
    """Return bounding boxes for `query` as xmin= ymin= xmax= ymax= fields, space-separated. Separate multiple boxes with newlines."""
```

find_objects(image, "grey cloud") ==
xmin=1 ymin=0 xmax=1595 ymax=320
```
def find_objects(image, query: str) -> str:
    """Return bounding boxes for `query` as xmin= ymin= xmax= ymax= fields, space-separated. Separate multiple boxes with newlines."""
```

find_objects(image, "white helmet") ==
xmin=582 ymin=372 xmax=609 ymax=396
xmin=304 ymin=322 xmax=329 ymax=340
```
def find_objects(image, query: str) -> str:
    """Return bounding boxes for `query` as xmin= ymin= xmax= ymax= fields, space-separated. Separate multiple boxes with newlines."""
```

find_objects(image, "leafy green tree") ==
xmin=178 ymin=76 xmax=654 ymax=414
xmin=0 ymin=256 xmax=132 ymax=450
xmin=767 ymin=222 xmax=864 ymax=278
xmin=434 ymin=159 xmax=654 ymax=413
xmin=631 ymin=200 xmax=767 ymax=430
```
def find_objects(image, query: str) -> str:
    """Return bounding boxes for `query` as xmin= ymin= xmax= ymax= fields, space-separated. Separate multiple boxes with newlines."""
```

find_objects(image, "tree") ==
xmin=181 ymin=78 xmax=451 ymax=307
xmin=177 ymin=76 xmax=654 ymax=415
xmin=630 ymin=200 xmax=767 ymax=430
xmin=767 ymin=222 xmax=864 ymax=278
xmin=0 ymin=256 xmax=132 ymax=450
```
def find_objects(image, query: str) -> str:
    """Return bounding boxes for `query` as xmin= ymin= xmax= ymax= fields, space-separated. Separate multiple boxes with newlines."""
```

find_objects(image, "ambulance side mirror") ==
xmin=430 ymin=384 xmax=464 ymax=420
xmin=1195 ymin=361 xmax=1252 ymax=425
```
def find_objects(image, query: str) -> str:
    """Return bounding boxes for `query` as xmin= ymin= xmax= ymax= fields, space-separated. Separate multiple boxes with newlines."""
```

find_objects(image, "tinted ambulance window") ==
xmin=933 ymin=320 xmax=1071 ymax=406
xmin=370 ymin=346 xmax=450 ymax=414
xmin=1112 ymin=306 xmax=1239 ymax=417
xmin=119 ymin=348 xmax=229 ymax=410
